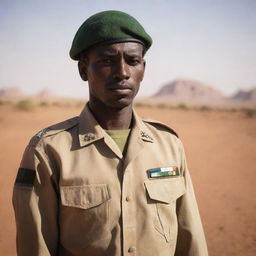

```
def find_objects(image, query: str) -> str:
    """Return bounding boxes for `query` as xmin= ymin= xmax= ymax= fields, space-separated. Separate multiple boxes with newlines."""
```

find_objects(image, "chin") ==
xmin=106 ymin=97 xmax=134 ymax=109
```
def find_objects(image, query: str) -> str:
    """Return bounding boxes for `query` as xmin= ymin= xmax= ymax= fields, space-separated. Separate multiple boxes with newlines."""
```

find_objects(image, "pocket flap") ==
xmin=60 ymin=184 xmax=111 ymax=209
xmin=144 ymin=177 xmax=185 ymax=204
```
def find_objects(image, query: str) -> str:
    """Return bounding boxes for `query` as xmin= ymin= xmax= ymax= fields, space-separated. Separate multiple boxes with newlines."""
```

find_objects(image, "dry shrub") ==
xmin=134 ymin=102 xmax=144 ymax=108
xmin=156 ymin=103 xmax=168 ymax=109
xmin=0 ymin=99 xmax=11 ymax=106
xmin=51 ymin=101 xmax=62 ymax=107
xmin=241 ymin=108 xmax=256 ymax=118
xmin=134 ymin=102 xmax=153 ymax=108
xmin=39 ymin=101 xmax=50 ymax=107
xmin=15 ymin=99 xmax=37 ymax=111
xmin=229 ymin=108 xmax=237 ymax=113
xmin=199 ymin=105 xmax=211 ymax=111
xmin=177 ymin=103 xmax=188 ymax=110
xmin=51 ymin=101 xmax=71 ymax=108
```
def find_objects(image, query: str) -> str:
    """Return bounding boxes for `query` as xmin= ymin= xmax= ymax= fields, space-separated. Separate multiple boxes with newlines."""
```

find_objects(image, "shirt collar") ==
xmin=78 ymin=103 xmax=154 ymax=148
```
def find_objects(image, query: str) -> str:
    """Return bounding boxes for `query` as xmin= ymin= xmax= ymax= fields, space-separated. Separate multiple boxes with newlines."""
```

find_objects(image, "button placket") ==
xmin=128 ymin=246 xmax=136 ymax=253
xmin=126 ymin=196 xmax=131 ymax=202
xmin=122 ymin=168 xmax=137 ymax=255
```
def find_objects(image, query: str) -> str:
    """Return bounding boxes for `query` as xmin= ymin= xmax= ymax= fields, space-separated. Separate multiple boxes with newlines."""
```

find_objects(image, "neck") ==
xmin=88 ymin=100 xmax=133 ymax=130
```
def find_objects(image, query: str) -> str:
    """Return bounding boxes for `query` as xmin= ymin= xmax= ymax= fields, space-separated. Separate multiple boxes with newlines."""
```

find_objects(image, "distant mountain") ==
xmin=231 ymin=88 xmax=256 ymax=102
xmin=36 ymin=88 xmax=56 ymax=98
xmin=0 ymin=87 xmax=24 ymax=98
xmin=153 ymin=79 xmax=224 ymax=103
xmin=0 ymin=87 xmax=57 ymax=99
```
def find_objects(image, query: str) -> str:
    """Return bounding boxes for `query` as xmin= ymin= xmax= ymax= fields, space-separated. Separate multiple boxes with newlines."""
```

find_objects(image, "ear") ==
xmin=78 ymin=60 xmax=88 ymax=81
xmin=140 ymin=59 xmax=146 ymax=81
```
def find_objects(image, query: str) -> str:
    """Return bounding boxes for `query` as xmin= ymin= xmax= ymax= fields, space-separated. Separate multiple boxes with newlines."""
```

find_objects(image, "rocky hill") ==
xmin=0 ymin=87 xmax=24 ymax=98
xmin=153 ymin=79 xmax=225 ymax=104
xmin=231 ymin=88 xmax=256 ymax=102
xmin=36 ymin=88 xmax=56 ymax=99
xmin=0 ymin=87 xmax=57 ymax=99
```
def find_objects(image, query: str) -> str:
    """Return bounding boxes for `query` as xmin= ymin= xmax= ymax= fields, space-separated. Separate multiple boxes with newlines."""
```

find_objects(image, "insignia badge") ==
xmin=148 ymin=166 xmax=179 ymax=178
xmin=140 ymin=131 xmax=153 ymax=141
xmin=84 ymin=133 xmax=95 ymax=141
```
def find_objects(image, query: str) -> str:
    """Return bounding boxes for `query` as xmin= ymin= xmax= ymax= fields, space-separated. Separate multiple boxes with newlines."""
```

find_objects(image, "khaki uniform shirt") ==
xmin=13 ymin=104 xmax=208 ymax=256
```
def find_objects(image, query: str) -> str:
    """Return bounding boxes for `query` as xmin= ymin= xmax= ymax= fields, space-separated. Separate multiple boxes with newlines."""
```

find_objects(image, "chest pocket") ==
xmin=60 ymin=184 xmax=111 ymax=209
xmin=144 ymin=177 xmax=185 ymax=243
xmin=59 ymin=184 xmax=111 ymax=250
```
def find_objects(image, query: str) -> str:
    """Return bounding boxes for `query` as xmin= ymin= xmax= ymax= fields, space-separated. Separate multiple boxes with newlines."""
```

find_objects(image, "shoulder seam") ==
xmin=29 ymin=116 xmax=79 ymax=146
xmin=142 ymin=118 xmax=179 ymax=138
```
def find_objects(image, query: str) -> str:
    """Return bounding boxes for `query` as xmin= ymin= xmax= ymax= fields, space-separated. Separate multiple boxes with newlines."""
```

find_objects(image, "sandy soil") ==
xmin=0 ymin=104 xmax=256 ymax=255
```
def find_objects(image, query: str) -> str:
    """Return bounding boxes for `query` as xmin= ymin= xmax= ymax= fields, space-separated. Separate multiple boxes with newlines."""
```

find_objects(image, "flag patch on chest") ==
xmin=148 ymin=166 xmax=179 ymax=178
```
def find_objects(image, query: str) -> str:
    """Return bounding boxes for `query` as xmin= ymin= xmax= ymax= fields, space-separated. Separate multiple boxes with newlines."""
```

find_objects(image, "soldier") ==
xmin=13 ymin=10 xmax=208 ymax=256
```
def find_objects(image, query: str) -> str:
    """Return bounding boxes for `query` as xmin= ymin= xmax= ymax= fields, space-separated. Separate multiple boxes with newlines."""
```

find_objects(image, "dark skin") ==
xmin=78 ymin=42 xmax=145 ymax=130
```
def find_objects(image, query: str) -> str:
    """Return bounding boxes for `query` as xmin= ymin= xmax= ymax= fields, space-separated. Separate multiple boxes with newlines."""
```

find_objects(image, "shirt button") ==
xmin=128 ymin=246 xmax=136 ymax=253
xmin=126 ymin=196 xmax=131 ymax=202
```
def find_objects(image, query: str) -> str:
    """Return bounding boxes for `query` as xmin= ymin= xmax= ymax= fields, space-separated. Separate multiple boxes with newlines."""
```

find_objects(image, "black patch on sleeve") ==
xmin=15 ymin=168 xmax=36 ymax=186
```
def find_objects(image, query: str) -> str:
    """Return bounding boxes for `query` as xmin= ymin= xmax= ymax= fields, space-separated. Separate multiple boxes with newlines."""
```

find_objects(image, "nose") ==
xmin=113 ymin=58 xmax=130 ymax=80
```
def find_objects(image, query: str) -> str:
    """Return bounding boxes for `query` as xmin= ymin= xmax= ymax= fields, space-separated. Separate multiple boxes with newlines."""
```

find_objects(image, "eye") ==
xmin=99 ymin=57 xmax=113 ymax=65
xmin=127 ymin=57 xmax=142 ymax=66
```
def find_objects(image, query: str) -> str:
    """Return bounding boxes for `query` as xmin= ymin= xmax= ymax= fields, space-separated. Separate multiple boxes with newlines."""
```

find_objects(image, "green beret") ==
xmin=69 ymin=10 xmax=152 ymax=60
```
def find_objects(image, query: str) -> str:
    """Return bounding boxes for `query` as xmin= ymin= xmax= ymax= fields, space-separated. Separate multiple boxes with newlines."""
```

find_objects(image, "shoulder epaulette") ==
xmin=29 ymin=116 xmax=79 ymax=146
xmin=142 ymin=118 xmax=179 ymax=138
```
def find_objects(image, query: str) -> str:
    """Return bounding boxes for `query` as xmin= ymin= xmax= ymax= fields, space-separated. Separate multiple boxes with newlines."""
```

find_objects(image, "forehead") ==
xmin=87 ymin=42 xmax=144 ymax=57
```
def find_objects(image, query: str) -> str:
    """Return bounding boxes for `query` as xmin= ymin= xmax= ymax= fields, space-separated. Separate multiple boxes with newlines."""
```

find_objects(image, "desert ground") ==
xmin=0 ymin=101 xmax=256 ymax=256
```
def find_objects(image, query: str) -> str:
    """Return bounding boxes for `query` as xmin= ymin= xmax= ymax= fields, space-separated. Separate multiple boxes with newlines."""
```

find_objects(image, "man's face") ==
xmin=79 ymin=42 xmax=145 ymax=109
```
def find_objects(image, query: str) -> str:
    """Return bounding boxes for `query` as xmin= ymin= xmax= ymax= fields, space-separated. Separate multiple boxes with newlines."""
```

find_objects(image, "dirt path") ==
xmin=1 ymin=104 xmax=255 ymax=255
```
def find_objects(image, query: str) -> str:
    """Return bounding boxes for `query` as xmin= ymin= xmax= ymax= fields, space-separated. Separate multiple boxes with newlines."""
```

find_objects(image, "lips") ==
xmin=107 ymin=82 xmax=132 ymax=96
xmin=109 ymin=87 xmax=131 ymax=91
xmin=107 ymin=81 xmax=132 ymax=94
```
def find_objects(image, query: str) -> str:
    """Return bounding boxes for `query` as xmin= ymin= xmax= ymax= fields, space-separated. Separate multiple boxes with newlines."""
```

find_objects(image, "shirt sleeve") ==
xmin=12 ymin=143 xmax=59 ymax=256
xmin=174 ymin=141 xmax=208 ymax=256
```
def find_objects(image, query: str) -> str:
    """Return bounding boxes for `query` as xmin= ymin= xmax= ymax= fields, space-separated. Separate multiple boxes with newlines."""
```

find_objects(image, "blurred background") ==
xmin=1 ymin=0 xmax=256 ymax=98
xmin=0 ymin=1 xmax=256 ymax=255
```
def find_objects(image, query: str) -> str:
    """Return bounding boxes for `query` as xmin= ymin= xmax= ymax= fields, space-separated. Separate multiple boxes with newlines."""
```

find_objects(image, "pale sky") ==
xmin=0 ymin=0 xmax=256 ymax=98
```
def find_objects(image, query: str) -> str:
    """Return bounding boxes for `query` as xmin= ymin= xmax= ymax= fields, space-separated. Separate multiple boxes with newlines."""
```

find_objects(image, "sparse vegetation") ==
xmin=241 ymin=108 xmax=256 ymax=118
xmin=156 ymin=103 xmax=168 ymax=109
xmin=15 ymin=99 xmax=37 ymax=111
xmin=134 ymin=102 xmax=145 ymax=108
xmin=39 ymin=101 xmax=49 ymax=107
xmin=177 ymin=103 xmax=188 ymax=110
xmin=51 ymin=101 xmax=62 ymax=107
xmin=134 ymin=102 xmax=153 ymax=108
xmin=199 ymin=105 xmax=211 ymax=111
xmin=11 ymin=97 xmax=254 ymax=117
xmin=229 ymin=108 xmax=237 ymax=113
xmin=0 ymin=99 xmax=11 ymax=106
